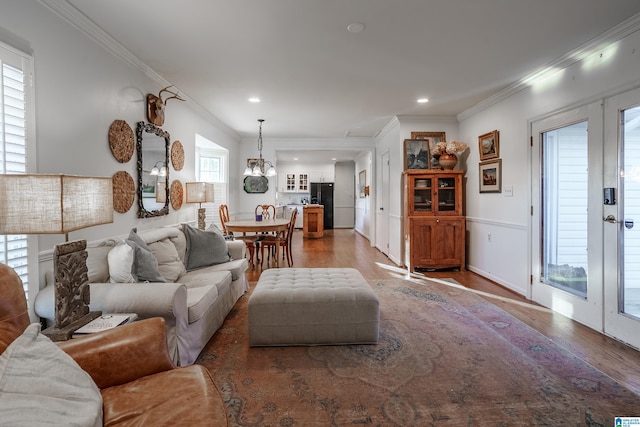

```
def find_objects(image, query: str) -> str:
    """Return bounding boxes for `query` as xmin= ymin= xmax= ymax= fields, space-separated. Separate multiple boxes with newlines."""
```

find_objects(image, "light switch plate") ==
xmin=503 ymin=185 xmax=513 ymax=197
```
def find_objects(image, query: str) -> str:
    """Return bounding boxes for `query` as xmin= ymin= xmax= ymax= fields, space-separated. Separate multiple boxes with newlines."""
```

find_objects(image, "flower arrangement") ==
xmin=432 ymin=140 xmax=468 ymax=156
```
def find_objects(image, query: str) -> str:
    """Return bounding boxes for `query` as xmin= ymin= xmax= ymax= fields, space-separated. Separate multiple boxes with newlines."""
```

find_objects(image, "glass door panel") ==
xmin=414 ymin=177 xmax=432 ymax=212
xmin=437 ymin=177 xmax=457 ymax=212
xmin=621 ymin=106 xmax=640 ymax=318
xmin=541 ymin=121 xmax=589 ymax=298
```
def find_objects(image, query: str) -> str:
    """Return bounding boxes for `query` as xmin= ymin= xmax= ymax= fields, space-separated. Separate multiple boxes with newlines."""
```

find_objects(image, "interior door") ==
xmin=530 ymin=102 xmax=604 ymax=331
xmin=376 ymin=151 xmax=390 ymax=255
xmin=603 ymin=89 xmax=640 ymax=349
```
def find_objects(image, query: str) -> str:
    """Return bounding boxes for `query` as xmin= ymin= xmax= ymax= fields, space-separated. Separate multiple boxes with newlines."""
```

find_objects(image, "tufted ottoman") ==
xmin=248 ymin=268 xmax=379 ymax=346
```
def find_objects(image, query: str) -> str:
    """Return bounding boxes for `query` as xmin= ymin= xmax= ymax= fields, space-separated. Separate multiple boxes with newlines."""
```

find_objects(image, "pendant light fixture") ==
xmin=243 ymin=119 xmax=276 ymax=177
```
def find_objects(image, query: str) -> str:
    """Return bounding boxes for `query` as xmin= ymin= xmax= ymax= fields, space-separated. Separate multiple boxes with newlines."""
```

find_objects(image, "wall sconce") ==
xmin=185 ymin=182 xmax=214 ymax=229
xmin=0 ymin=174 xmax=113 ymax=340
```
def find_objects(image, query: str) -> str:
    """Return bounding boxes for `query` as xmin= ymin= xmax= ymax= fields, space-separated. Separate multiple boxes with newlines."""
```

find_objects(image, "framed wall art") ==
xmin=478 ymin=130 xmax=499 ymax=161
xmin=411 ymin=131 xmax=446 ymax=168
xmin=479 ymin=159 xmax=502 ymax=193
xmin=404 ymin=139 xmax=431 ymax=170
xmin=244 ymin=176 xmax=269 ymax=193
xmin=358 ymin=170 xmax=366 ymax=198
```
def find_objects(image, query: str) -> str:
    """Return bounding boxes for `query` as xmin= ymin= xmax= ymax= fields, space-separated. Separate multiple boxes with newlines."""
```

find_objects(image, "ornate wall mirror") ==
xmin=136 ymin=121 xmax=170 ymax=218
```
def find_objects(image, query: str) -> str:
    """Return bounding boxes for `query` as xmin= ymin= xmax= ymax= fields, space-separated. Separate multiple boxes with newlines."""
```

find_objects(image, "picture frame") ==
xmin=243 ymin=176 xmax=269 ymax=193
xmin=478 ymin=130 xmax=499 ymax=160
xmin=411 ymin=131 xmax=446 ymax=168
xmin=479 ymin=159 xmax=502 ymax=193
xmin=404 ymin=139 xmax=431 ymax=170
xmin=358 ymin=170 xmax=366 ymax=198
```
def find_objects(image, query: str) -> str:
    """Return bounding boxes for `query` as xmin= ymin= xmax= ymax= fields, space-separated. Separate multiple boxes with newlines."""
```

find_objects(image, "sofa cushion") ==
xmin=148 ymin=237 xmax=187 ymax=282
xmin=182 ymin=223 xmax=230 ymax=271
xmin=86 ymin=239 xmax=117 ymax=283
xmin=0 ymin=324 xmax=103 ymax=427
xmin=204 ymin=258 xmax=248 ymax=281
xmin=181 ymin=270 xmax=231 ymax=323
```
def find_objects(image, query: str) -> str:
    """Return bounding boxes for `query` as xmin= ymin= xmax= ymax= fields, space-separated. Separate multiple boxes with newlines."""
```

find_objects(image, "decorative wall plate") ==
xmin=108 ymin=120 xmax=135 ymax=163
xmin=171 ymin=140 xmax=185 ymax=171
xmin=112 ymin=171 xmax=135 ymax=213
xmin=170 ymin=179 xmax=184 ymax=210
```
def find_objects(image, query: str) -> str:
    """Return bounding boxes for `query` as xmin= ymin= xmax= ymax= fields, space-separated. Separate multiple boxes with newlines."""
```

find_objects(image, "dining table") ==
xmin=223 ymin=218 xmax=290 ymax=267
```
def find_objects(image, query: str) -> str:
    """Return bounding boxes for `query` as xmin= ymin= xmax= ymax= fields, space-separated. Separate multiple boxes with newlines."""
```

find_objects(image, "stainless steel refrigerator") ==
xmin=310 ymin=182 xmax=334 ymax=229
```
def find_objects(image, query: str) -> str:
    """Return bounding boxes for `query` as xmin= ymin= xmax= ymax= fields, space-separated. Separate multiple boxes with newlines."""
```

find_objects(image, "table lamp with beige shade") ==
xmin=185 ymin=182 xmax=214 ymax=229
xmin=0 ymin=174 xmax=113 ymax=340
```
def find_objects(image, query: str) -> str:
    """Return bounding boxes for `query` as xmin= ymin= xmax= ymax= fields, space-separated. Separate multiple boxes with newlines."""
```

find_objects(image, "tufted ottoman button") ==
xmin=248 ymin=268 xmax=379 ymax=346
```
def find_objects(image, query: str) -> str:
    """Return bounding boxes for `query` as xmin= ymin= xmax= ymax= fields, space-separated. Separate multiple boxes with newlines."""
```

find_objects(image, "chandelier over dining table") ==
xmin=243 ymin=119 xmax=276 ymax=177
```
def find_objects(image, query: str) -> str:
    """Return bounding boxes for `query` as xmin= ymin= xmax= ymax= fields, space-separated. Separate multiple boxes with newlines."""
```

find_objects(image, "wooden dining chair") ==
xmin=260 ymin=208 xmax=297 ymax=267
xmin=219 ymin=204 xmax=259 ymax=266
xmin=255 ymin=204 xmax=276 ymax=220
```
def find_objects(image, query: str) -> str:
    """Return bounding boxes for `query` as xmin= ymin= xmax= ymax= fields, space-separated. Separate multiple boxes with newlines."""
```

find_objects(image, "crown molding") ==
xmin=457 ymin=12 xmax=640 ymax=122
xmin=375 ymin=116 xmax=400 ymax=140
xmin=39 ymin=0 xmax=239 ymax=140
xmin=396 ymin=114 xmax=459 ymax=124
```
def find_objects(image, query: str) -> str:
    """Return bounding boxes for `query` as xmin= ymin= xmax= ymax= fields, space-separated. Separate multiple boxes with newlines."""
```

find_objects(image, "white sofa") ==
xmin=34 ymin=224 xmax=249 ymax=366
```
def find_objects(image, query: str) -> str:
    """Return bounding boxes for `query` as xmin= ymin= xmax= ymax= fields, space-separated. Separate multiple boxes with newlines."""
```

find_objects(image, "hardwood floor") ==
xmin=246 ymin=228 xmax=640 ymax=395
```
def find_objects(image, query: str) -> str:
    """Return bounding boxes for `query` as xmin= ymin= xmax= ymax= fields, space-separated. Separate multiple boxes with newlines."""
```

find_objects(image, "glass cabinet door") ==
xmin=436 ymin=177 xmax=457 ymax=212
xmin=413 ymin=177 xmax=433 ymax=212
xmin=286 ymin=173 xmax=296 ymax=191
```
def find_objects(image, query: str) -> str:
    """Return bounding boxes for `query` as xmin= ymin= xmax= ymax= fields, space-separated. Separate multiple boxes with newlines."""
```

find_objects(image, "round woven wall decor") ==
xmin=170 ymin=179 xmax=184 ymax=210
xmin=171 ymin=140 xmax=185 ymax=171
xmin=108 ymin=120 xmax=135 ymax=163
xmin=112 ymin=171 xmax=135 ymax=213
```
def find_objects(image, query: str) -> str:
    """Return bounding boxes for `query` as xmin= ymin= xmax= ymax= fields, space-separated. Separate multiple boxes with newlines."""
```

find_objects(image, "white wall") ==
xmin=0 ymin=3 xmax=241 ymax=287
xmin=458 ymin=28 xmax=640 ymax=295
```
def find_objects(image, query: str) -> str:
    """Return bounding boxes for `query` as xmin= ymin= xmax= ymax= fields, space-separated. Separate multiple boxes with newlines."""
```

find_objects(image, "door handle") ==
xmin=603 ymin=215 xmax=634 ymax=229
xmin=380 ymin=207 xmax=384 ymax=211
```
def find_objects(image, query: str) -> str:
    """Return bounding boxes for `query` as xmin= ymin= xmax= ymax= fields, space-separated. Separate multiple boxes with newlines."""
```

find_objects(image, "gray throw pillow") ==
xmin=126 ymin=228 xmax=166 ymax=282
xmin=0 ymin=324 xmax=103 ymax=427
xmin=183 ymin=223 xmax=230 ymax=271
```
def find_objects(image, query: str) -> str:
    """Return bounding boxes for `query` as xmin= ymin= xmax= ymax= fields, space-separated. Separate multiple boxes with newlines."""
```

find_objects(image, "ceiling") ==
xmin=66 ymin=0 xmax=640 ymax=143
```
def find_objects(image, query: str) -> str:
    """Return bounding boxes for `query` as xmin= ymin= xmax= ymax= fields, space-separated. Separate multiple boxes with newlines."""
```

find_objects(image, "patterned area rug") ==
xmin=197 ymin=277 xmax=640 ymax=426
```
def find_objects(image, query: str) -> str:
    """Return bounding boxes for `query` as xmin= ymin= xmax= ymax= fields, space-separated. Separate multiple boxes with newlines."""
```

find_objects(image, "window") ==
xmin=196 ymin=134 xmax=228 ymax=229
xmin=0 ymin=42 xmax=33 ymax=298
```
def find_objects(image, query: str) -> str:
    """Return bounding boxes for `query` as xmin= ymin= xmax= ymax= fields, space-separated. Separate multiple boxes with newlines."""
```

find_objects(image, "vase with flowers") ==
xmin=432 ymin=140 xmax=468 ymax=170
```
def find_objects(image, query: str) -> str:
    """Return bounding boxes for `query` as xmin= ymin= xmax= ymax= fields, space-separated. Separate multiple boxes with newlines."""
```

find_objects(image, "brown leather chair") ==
xmin=0 ymin=263 xmax=228 ymax=427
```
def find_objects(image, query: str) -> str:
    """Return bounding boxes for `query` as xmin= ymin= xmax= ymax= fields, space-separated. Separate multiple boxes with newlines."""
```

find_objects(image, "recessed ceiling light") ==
xmin=293 ymin=158 xmax=299 ymax=161
xmin=249 ymin=97 xmax=260 ymax=103
xmin=417 ymin=98 xmax=429 ymax=104
xmin=331 ymin=158 xmax=337 ymax=161
xmin=347 ymin=22 xmax=365 ymax=33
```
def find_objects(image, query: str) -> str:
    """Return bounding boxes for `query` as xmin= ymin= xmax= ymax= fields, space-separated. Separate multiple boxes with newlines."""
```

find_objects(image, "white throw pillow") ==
xmin=0 ymin=324 xmax=103 ymax=427
xmin=108 ymin=242 xmax=135 ymax=283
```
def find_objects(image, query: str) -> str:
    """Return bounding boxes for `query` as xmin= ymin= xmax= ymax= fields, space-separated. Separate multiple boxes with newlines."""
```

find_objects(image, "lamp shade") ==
xmin=0 ymin=174 xmax=113 ymax=235
xmin=185 ymin=182 xmax=214 ymax=204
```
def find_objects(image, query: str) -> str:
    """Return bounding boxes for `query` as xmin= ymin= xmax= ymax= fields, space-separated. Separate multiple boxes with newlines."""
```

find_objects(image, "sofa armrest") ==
xmin=89 ymin=282 xmax=187 ymax=320
xmin=58 ymin=317 xmax=175 ymax=389
xmin=226 ymin=239 xmax=246 ymax=260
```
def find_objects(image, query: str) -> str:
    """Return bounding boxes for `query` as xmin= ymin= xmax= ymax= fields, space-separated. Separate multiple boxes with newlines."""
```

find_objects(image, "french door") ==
xmin=603 ymin=89 xmax=640 ymax=349
xmin=531 ymin=102 xmax=604 ymax=331
xmin=532 ymin=91 xmax=640 ymax=349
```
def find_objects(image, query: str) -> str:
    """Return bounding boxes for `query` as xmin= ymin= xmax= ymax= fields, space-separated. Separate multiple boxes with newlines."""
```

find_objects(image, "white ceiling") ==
xmin=66 ymin=0 xmax=640 ymax=143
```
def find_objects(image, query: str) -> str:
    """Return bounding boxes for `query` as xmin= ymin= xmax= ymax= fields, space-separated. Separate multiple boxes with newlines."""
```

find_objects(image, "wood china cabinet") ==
xmin=403 ymin=170 xmax=465 ymax=271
